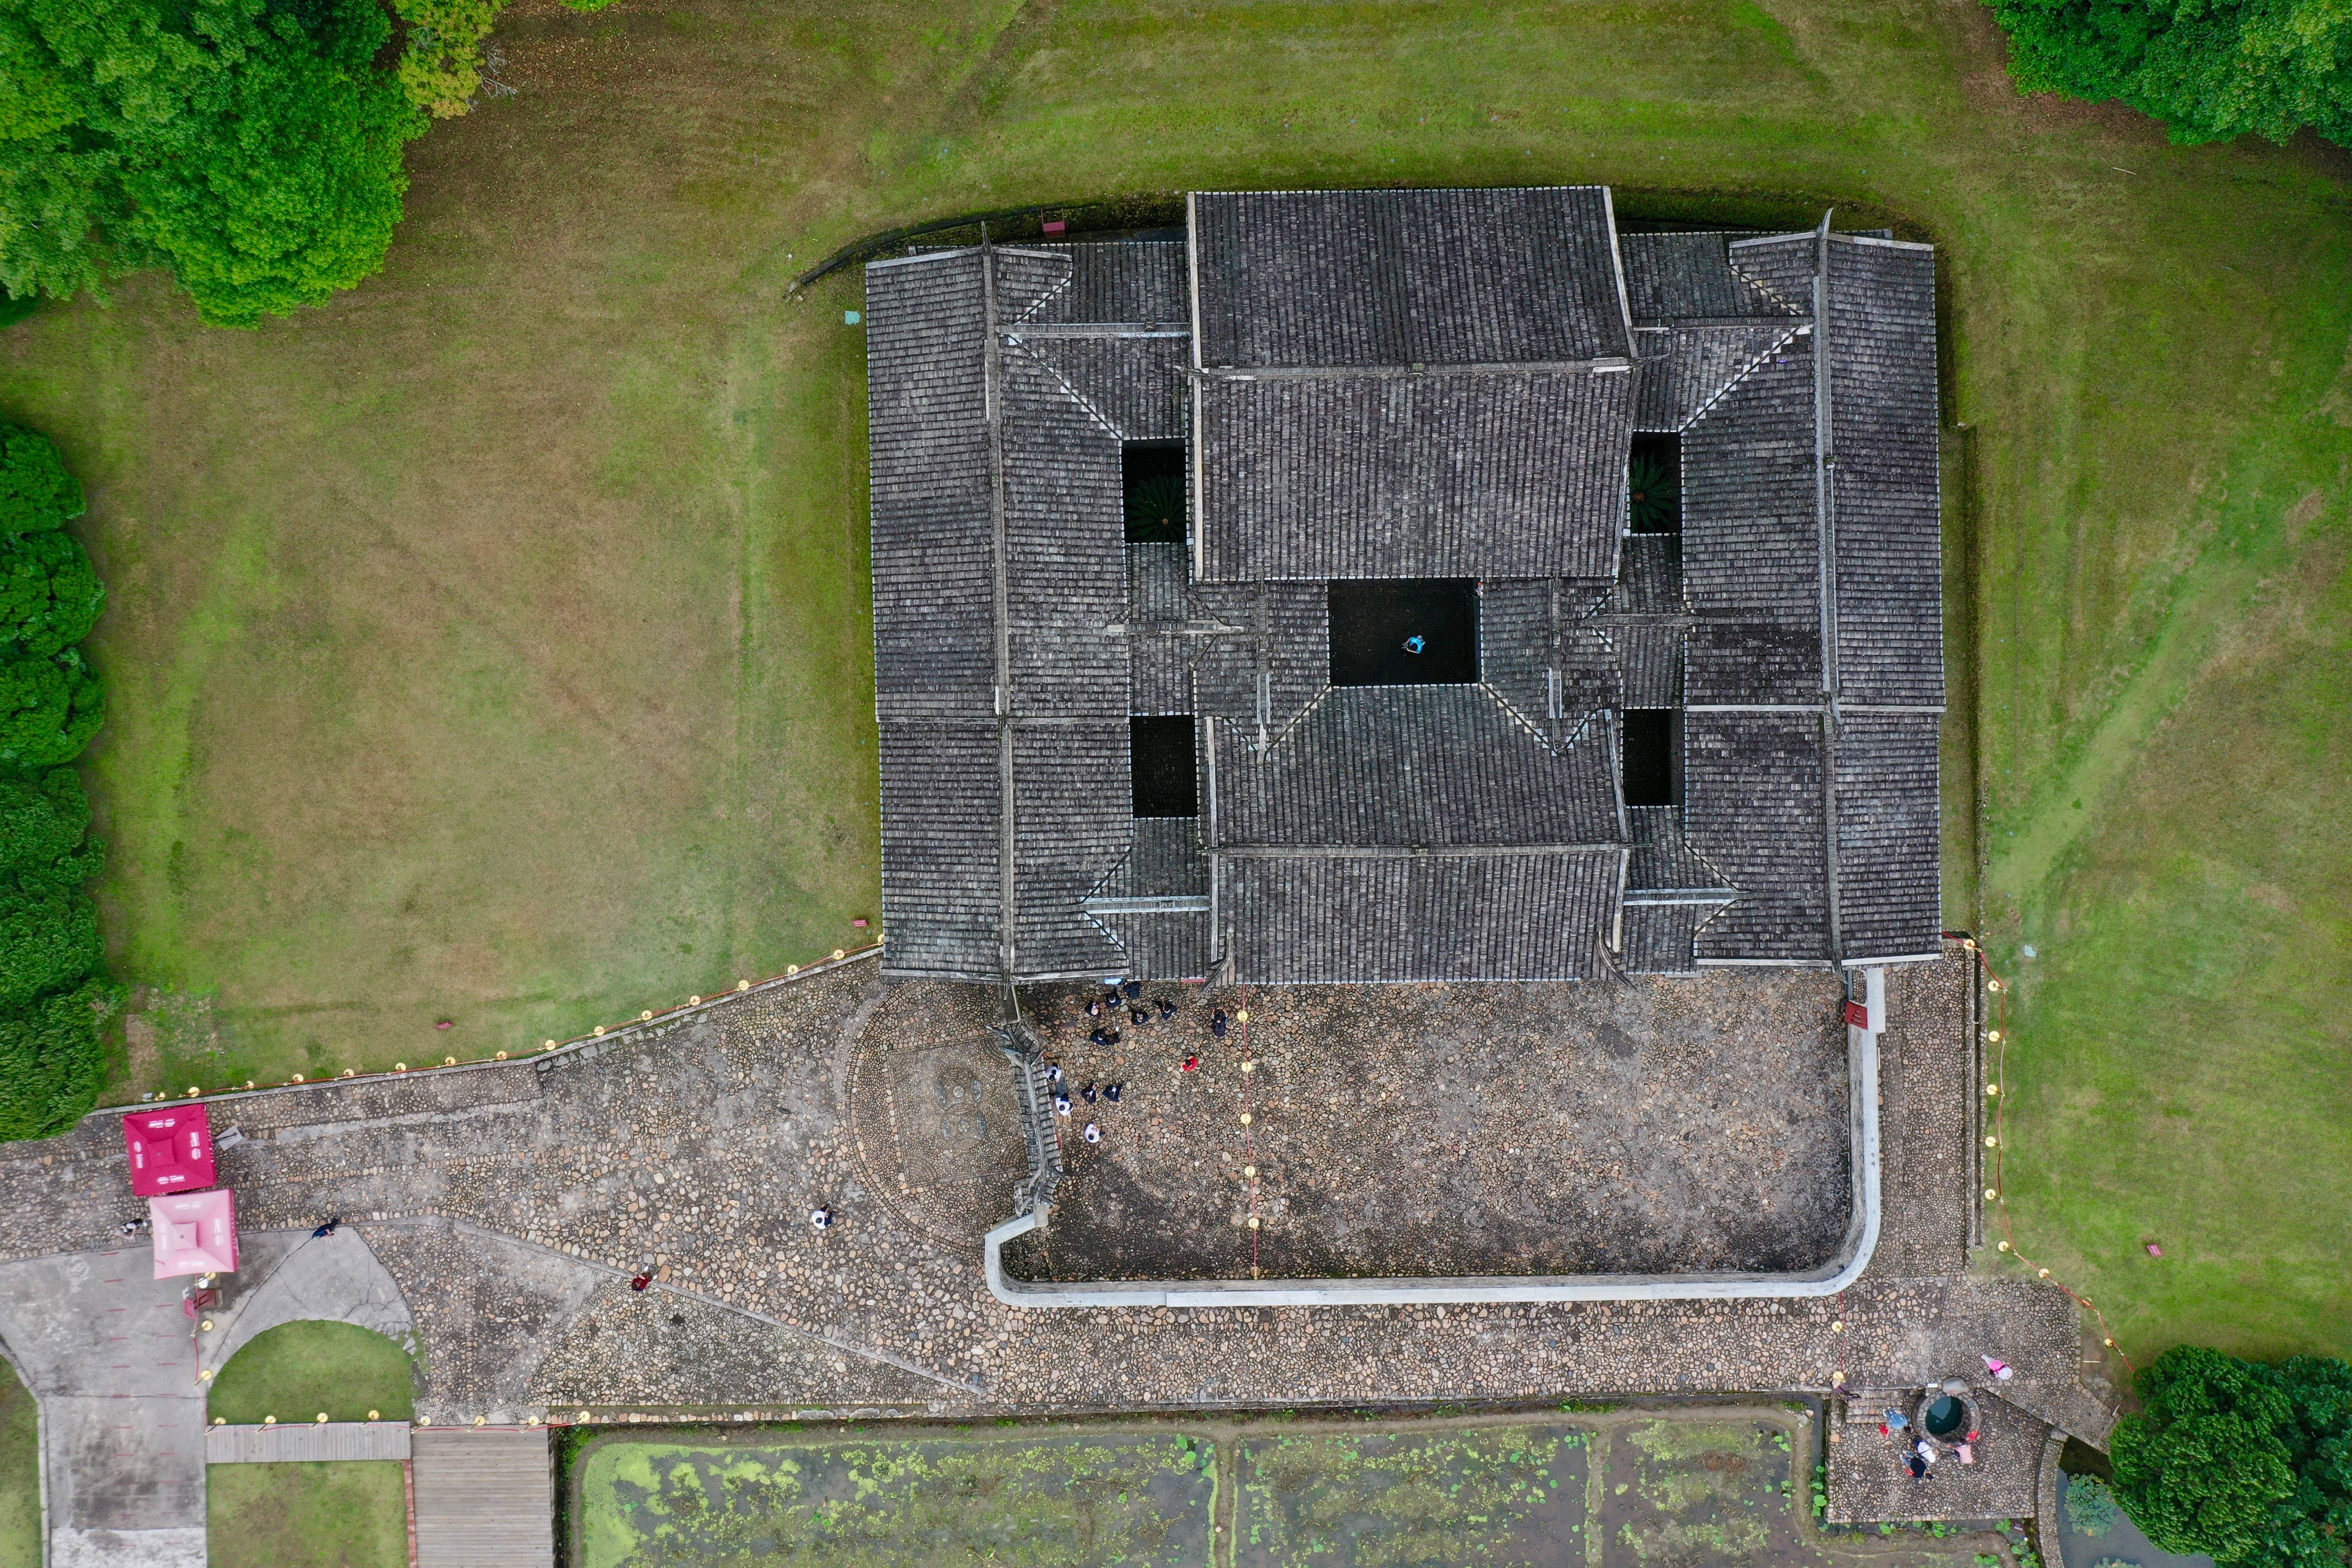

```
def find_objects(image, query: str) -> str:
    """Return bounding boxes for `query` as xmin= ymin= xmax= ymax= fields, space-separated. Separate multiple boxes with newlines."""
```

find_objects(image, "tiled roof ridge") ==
xmin=1672 ymin=322 xmax=1809 ymax=432
xmin=1008 ymin=340 xmax=1125 ymax=441
xmin=1473 ymin=677 xmax=1576 ymax=756
xmin=1724 ymin=236 xmax=1814 ymax=315
xmin=1008 ymin=260 xmax=1075 ymax=325
xmin=1250 ymin=682 xmax=1337 ymax=756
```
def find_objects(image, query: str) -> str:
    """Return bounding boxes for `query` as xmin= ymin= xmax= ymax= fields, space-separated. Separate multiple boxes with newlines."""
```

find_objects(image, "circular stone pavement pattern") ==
xmin=848 ymin=981 xmax=1028 ymax=1246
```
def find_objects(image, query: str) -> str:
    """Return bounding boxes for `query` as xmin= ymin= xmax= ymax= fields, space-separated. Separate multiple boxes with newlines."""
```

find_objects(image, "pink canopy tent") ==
xmin=150 ymin=1189 xmax=238 ymax=1279
xmin=122 ymin=1106 xmax=216 ymax=1197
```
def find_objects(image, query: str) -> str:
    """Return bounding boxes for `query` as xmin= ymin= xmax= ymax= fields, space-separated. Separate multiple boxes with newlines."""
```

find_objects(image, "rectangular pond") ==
xmin=573 ymin=1410 xmax=2016 ymax=1568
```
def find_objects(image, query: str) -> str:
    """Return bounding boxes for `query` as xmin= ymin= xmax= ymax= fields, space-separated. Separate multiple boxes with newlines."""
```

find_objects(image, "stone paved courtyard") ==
xmin=0 ymin=943 xmax=2125 ymax=1552
xmin=1004 ymin=970 xmax=1852 ymax=1282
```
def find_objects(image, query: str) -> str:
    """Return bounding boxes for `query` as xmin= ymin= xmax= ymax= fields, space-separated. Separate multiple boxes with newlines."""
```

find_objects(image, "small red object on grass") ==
xmin=2146 ymin=1241 xmax=2164 ymax=1257
xmin=851 ymin=918 xmax=869 ymax=929
xmin=435 ymin=1020 xmax=453 ymax=1030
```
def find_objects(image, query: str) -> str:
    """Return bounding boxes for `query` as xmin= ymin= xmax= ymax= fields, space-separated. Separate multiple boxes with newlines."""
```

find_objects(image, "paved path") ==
xmin=0 ymin=943 xmax=2118 ymax=1561
xmin=0 ymin=1248 xmax=206 ymax=1568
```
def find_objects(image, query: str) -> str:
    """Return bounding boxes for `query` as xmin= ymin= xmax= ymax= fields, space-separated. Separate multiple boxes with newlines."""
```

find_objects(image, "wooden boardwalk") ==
xmin=206 ymin=1420 xmax=413 ymax=1463
xmin=413 ymin=1427 xmax=555 ymax=1568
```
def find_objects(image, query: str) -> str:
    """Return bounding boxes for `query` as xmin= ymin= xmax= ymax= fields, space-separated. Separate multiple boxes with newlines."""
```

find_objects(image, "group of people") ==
xmin=1881 ymin=1404 xmax=1978 ymax=1477
xmin=1053 ymin=983 xmax=1238 ymax=1145
xmin=1046 ymin=1063 xmax=1121 ymax=1144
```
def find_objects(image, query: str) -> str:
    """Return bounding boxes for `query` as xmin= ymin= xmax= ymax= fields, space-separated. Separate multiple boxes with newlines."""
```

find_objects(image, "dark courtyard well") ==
xmin=1327 ymin=579 xmax=1480 ymax=686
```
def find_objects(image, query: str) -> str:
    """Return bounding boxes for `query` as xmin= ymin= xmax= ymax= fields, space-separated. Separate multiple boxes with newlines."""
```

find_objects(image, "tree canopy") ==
xmin=0 ymin=0 xmax=426 ymax=326
xmin=2113 ymin=1345 xmax=2352 ymax=1568
xmin=0 ymin=423 xmax=81 ymax=536
xmin=1994 ymin=0 xmax=2352 ymax=145
xmin=0 ymin=768 xmax=112 ymax=1139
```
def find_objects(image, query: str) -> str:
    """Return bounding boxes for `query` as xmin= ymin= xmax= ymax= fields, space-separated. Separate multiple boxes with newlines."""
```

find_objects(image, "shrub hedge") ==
xmin=0 ymin=425 xmax=116 ymax=1139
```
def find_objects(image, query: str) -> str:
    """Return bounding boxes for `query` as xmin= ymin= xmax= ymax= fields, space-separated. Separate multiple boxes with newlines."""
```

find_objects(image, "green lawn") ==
xmin=208 ymin=1462 xmax=408 ymax=1568
xmin=208 ymin=1321 xmax=417 ymax=1427
xmin=0 ymin=1360 xmax=37 ymax=1568
xmin=0 ymin=0 xmax=2343 ymax=1355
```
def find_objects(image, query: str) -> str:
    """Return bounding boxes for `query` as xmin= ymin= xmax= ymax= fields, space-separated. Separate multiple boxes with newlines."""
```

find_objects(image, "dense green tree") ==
xmin=0 ymin=977 xmax=112 ymax=1139
xmin=0 ymin=423 xmax=81 ymax=537
xmin=0 ymin=648 xmax=100 ymax=769
xmin=1994 ymin=0 xmax=2352 ymax=145
xmin=0 ymin=769 xmax=109 ymax=1139
xmin=0 ymin=531 xmax=103 ymax=656
xmin=0 ymin=886 xmax=97 ymax=1009
xmin=2114 ymin=1346 xmax=2352 ymax=1568
xmin=0 ymin=0 xmax=425 ymax=325
xmin=0 ymin=767 xmax=101 ymax=897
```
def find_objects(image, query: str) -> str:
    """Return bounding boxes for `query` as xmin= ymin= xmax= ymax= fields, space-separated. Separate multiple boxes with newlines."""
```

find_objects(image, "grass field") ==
xmin=208 ymin=1321 xmax=417 ymax=1427
xmin=0 ymin=1360 xmax=36 ymax=1568
xmin=208 ymin=1462 xmax=408 ymax=1568
xmin=0 ymin=0 xmax=2343 ymax=1355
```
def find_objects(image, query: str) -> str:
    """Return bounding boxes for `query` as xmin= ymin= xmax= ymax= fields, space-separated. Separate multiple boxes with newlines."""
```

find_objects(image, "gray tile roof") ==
xmin=1833 ymin=714 xmax=1942 ymax=958
xmin=1190 ymin=188 xmax=1634 ymax=368
xmin=867 ymin=202 xmax=1942 ymax=983
xmin=1016 ymin=335 xmax=1189 ymax=442
xmin=1188 ymin=580 xmax=1332 ymax=733
xmin=1125 ymin=543 xmax=1192 ymax=716
xmin=1825 ymin=239 xmax=1943 ymax=708
xmin=1479 ymin=580 xmax=1618 ymax=743
xmin=1021 ymin=240 xmax=1190 ymax=325
xmin=1220 ymin=848 xmax=1626 ymax=983
xmin=1681 ymin=343 xmax=1825 ymax=705
xmin=1620 ymin=232 xmax=1806 ymax=434
xmin=1618 ymin=232 xmax=1795 ymax=318
xmin=1207 ymin=686 xmax=1621 ymax=851
xmin=1194 ymin=368 xmax=1635 ymax=581
xmin=1625 ymin=805 xmax=1733 ymax=894
xmin=1684 ymin=710 xmax=1831 ymax=963
xmin=1621 ymin=901 xmax=1708 ymax=975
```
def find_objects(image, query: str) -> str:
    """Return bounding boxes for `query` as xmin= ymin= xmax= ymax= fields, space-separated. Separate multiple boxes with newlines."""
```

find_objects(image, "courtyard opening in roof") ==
xmin=1628 ymin=432 xmax=1681 ymax=535
xmin=1328 ymin=580 xmax=1479 ymax=686
xmin=1123 ymin=441 xmax=1186 ymax=544
xmin=1129 ymin=715 xmax=1198 ymax=817
xmin=1621 ymin=709 xmax=1683 ymax=807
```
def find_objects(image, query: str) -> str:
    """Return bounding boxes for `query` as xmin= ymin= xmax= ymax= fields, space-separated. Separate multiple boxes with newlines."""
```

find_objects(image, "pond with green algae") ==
xmin=576 ymin=1415 xmax=2011 ymax=1568
xmin=1234 ymin=1424 xmax=1587 ymax=1568
xmin=576 ymin=1430 xmax=1215 ymax=1568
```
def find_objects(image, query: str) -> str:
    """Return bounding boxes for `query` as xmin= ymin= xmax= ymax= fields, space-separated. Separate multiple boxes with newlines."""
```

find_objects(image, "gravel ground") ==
xmin=0 ymin=943 xmax=2112 ymax=1532
xmin=1002 ymin=970 xmax=1851 ymax=1281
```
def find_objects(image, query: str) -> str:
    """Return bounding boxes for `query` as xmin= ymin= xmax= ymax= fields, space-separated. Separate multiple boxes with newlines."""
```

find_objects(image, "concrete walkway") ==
xmin=0 ymin=1227 xmax=417 ymax=1566
xmin=0 ymin=1247 xmax=205 ymax=1568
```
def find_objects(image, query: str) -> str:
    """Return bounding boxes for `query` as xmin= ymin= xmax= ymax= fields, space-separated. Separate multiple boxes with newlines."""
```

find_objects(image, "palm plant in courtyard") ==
xmin=1628 ymin=453 xmax=1678 ymax=533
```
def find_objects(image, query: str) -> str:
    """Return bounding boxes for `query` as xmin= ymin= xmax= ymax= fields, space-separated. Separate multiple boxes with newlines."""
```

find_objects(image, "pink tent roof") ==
xmin=150 ymin=1189 xmax=238 ymax=1279
xmin=122 ymin=1106 xmax=216 ymax=1197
